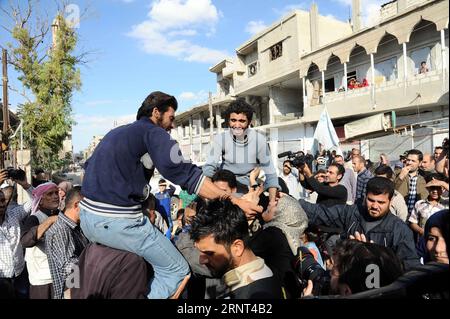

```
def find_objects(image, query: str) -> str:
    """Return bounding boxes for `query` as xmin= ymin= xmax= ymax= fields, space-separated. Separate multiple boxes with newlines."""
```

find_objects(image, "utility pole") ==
xmin=208 ymin=92 xmax=214 ymax=143
xmin=1 ymin=49 xmax=10 ymax=169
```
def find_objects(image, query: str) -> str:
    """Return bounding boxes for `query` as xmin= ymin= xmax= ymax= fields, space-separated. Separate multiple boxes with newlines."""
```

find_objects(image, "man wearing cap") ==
xmin=80 ymin=91 xmax=262 ymax=299
xmin=21 ymin=182 xmax=60 ymax=298
xmin=408 ymin=174 xmax=449 ymax=238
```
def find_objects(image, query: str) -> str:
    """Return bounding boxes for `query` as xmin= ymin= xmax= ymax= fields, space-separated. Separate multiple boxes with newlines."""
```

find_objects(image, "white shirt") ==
xmin=280 ymin=168 xmax=304 ymax=200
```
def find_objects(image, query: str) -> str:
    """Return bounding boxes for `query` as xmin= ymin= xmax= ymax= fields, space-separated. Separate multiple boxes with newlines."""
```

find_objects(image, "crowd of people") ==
xmin=0 ymin=92 xmax=448 ymax=300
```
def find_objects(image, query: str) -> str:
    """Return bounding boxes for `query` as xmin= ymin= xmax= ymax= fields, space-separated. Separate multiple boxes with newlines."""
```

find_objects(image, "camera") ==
xmin=6 ymin=167 xmax=26 ymax=180
xmin=278 ymin=151 xmax=306 ymax=168
xmin=294 ymin=246 xmax=330 ymax=296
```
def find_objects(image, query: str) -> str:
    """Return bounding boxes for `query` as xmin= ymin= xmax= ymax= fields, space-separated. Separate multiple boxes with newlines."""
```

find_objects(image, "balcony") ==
xmin=304 ymin=69 xmax=448 ymax=121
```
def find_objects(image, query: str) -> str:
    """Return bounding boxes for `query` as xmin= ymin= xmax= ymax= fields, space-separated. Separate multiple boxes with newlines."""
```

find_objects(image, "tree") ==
xmin=1 ymin=1 xmax=84 ymax=171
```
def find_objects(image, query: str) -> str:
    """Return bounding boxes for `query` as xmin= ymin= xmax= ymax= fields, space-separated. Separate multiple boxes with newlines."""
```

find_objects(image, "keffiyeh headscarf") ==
xmin=263 ymin=195 xmax=308 ymax=255
xmin=31 ymin=182 xmax=58 ymax=215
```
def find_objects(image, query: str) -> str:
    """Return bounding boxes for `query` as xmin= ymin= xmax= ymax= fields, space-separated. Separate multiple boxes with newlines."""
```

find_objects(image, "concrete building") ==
xmin=173 ymin=0 xmax=448 ymax=172
xmin=83 ymin=135 xmax=104 ymax=160
xmin=58 ymin=132 xmax=73 ymax=161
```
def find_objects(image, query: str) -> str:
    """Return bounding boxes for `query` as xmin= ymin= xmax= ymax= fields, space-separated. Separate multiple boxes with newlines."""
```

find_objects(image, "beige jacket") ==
xmin=394 ymin=173 xmax=428 ymax=203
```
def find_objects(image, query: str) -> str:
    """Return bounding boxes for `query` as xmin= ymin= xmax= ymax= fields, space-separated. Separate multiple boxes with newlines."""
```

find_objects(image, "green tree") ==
xmin=1 ymin=1 xmax=83 ymax=171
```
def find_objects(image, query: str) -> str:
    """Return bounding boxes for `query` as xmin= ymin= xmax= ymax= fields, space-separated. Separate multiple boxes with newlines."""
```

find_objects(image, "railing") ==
xmin=314 ymin=68 xmax=445 ymax=105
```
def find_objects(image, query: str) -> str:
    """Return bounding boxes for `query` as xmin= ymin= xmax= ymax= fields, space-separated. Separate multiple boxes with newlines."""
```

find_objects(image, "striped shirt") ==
xmin=356 ymin=168 xmax=373 ymax=201
xmin=407 ymin=175 xmax=419 ymax=215
xmin=45 ymin=213 xmax=89 ymax=299
xmin=0 ymin=205 xmax=30 ymax=278
xmin=408 ymin=198 xmax=449 ymax=228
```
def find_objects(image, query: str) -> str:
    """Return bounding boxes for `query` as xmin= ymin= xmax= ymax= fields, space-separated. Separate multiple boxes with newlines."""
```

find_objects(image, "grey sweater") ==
xmin=203 ymin=129 xmax=279 ymax=190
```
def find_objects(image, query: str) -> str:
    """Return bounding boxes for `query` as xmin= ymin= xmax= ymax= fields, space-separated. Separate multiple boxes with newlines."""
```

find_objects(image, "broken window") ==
xmin=248 ymin=62 xmax=258 ymax=77
xmin=269 ymin=42 xmax=283 ymax=61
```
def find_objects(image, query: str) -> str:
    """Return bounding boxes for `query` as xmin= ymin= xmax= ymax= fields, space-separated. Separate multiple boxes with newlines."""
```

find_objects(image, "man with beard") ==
xmin=395 ymin=149 xmax=428 ymax=217
xmin=21 ymin=183 xmax=61 ymax=298
xmin=279 ymin=160 xmax=304 ymax=200
xmin=203 ymin=100 xmax=279 ymax=203
xmin=298 ymin=177 xmax=420 ymax=271
xmin=80 ymin=91 xmax=262 ymax=299
xmin=298 ymin=161 xmax=347 ymax=207
xmin=190 ymin=200 xmax=283 ymax=299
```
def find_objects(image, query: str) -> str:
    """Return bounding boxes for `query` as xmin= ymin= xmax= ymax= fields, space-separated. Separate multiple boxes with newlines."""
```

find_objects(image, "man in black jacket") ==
xmin=299 ymin=162 xmax=347 ymax=207
xmin=299 ymin=177 xmax=420 ymax=271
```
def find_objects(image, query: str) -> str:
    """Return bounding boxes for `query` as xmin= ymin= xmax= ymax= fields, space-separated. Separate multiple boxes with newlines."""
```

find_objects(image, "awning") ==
xmin=344 ymin=111 xmax=396 ymax=141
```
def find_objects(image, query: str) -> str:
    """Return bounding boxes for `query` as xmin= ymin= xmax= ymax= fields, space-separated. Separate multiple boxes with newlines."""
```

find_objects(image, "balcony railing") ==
xmin=315 ymin=68 xmax=446 ymax=105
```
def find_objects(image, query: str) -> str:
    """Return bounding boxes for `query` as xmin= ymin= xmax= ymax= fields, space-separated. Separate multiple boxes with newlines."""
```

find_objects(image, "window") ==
xmin=248 ymin=62 xmax=258 ymax=77
xmin=346 ymin=71 xmax=356 ymax=86
xmin=220 ymin=79 xmax=230 ymax=95
xmin=324 ymin=77 xmax=335 ymax=93
xmin=374 ymin=57 xmax=397 ymax=82
xmin=269 ymin=42 xmax=283 ymax=61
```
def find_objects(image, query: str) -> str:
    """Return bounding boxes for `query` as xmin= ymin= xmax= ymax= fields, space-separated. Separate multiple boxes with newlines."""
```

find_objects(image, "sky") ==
xmin=0 ymin=0 xmax=386 ymax=153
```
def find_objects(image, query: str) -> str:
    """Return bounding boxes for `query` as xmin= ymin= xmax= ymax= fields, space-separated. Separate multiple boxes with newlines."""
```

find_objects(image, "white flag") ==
xmin=312 ymin=107 xmax=342 ymax=156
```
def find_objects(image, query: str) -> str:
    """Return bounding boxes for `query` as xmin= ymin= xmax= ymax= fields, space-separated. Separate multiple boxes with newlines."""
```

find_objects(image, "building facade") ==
xmin=173 ymin=0 xmax=449 ymax=172
xmin=83 ymin=135 xmax=104 ymax=161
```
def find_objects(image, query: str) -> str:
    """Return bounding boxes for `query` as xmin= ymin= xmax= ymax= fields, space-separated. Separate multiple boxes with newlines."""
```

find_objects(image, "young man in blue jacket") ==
xmin=80 ymin=91 xmax=262 ymax=299
xmin=154 ymin=179 xmax=175 ymax=239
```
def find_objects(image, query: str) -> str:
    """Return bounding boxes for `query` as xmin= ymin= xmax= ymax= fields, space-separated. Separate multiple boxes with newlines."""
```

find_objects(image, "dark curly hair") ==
xmin=136 ymin=91 xmax=178 ymax=120
xmin=224 ymin=99 xmax=254 ymax=124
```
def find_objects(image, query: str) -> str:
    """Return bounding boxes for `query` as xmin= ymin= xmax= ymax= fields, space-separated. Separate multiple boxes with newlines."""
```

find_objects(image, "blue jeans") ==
xmin=79 ymin=208 xmax=190 ymax=299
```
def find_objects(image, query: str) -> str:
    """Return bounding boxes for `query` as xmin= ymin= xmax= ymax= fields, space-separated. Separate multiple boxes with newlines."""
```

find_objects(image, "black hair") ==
xmin=142 ymin=193 xmax=156 ymax=211
xmin=329 ymin=163 xmax=345 ymax=182
xmin=278 ymin=177 xmax=290 ymax=195
xmin=333 ymin=240 xmax=404 ymax=294
xmin=65 ymin=186 xmax=82 ymax=210
xmin=158 ymin=179 xmax=166 ymax=185
xmin=283 ymin=160 xmax=292 ymax=166
xmin=407 ymin=149 xmax=423 ymax=162
xmin=425 ymin=172 xmax=448 ymax=184
xmin=374 ymin=165 xmax=394 ymax=180
xmin=136 ymin=91 xmax=178 ymax=120
xmin=366 ymin=177 xmax=395 ymax=200
xmin=211 ymin=169 xmax=237 ymax=190
xmin=224 ymin=99 xmax=254 ymax=123
xmin=190 ymin=200 xmax=249 ymax=247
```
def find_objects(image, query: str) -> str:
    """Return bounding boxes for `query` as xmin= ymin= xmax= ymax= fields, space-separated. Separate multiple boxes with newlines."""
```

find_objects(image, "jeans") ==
xmin=79 ymin=208 xmax=190 ymax=299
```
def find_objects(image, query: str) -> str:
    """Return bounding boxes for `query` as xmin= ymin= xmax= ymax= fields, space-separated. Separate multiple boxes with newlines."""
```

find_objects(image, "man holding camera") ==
xmin=298 ymin=161 xmax=347 ymax=207
xmin=279 ymin=160 xmax=304 ymax=200
xmin=0 ymin=168 xmax=33 ymax=298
